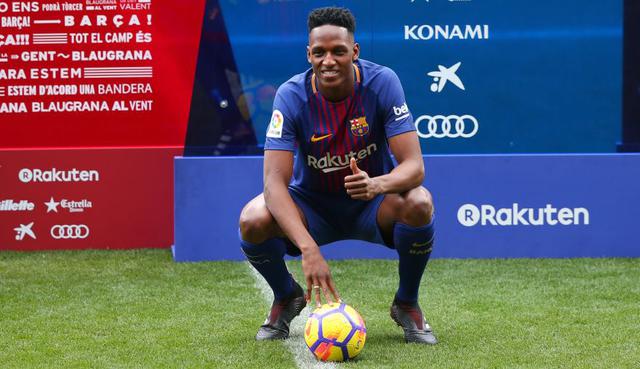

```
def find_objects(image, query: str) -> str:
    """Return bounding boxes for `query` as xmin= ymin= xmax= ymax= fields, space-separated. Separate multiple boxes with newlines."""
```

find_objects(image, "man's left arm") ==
xmin=345 ymin=66 xmax=424 ymax=200
xmin=344 ymin=131 xmax=424 ymax=200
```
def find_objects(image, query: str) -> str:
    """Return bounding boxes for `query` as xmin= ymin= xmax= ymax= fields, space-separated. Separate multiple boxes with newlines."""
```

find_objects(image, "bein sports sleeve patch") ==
xmin=266 ymin=110 xmax=284 ymax=138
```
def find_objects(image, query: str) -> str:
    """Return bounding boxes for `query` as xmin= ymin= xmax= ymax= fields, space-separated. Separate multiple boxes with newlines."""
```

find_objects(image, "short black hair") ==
xmin=307 ymin=7 xmax=356 ymax=35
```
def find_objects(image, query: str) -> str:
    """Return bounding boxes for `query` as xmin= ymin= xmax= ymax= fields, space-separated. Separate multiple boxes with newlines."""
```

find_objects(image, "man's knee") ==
xmin=399 ymin=188 xmax=434 ymax=227
xmin=239 ymin=202 xmax=277 ymax=244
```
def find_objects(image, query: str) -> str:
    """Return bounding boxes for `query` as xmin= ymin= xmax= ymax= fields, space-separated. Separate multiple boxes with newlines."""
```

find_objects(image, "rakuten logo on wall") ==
xmin=457 ymin=203 xmax=590 ymax=227
xmin=18 ymin=168 xmax=100 ymax=183
xmin=404 ymin=25 xmax=490 ymax=40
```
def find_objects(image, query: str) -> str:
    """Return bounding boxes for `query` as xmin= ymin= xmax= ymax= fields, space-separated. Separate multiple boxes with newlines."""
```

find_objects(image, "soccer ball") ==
xmin=304 ymin=302 xmax=367 ymax=362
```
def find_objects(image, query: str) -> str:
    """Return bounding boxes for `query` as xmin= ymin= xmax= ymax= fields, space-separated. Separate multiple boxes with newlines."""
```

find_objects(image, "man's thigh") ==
xmin=287 ymin=187 xmax=343 ymax=248
xmin=347 ymin=194 xmax=387 ymax=246
xmin=376 ymin=186 xmax=431 ymax=244
xmin=240 ymin=193 xmax=286 ymax=240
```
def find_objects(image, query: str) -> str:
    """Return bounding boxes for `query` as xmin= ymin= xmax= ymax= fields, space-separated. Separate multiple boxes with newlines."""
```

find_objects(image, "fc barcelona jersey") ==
xmin=264 ymin=59 xmax=415 ymax=195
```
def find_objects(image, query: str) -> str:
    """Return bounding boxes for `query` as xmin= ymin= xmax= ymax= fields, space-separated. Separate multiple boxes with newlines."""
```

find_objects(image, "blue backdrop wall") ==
xmin=215 ymin=0 xmax=622 ymax=154
xmin=173 ymin=154 xmax=640 ymax=262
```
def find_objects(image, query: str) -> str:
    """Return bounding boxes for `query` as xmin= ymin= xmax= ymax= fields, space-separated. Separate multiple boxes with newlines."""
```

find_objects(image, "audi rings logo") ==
xmin=415 ymin=114 xmax=479 ymax=139
xmin=50 ymin=224 xmax=90 ymax=239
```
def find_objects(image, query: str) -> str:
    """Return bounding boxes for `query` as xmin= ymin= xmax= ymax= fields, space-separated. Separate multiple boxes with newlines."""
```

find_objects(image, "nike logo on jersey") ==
xmin=310 ymin=133 xmax=333 ymax=142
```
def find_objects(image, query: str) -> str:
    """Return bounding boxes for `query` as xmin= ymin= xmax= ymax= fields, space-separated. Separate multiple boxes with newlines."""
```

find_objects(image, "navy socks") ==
xmin=240 ymin=235 xmax=294 ymax=300
xmin=240 ymin=219 xmax=434 ymax=303
xmin=393 ymin=220 xmax=435 ymax=303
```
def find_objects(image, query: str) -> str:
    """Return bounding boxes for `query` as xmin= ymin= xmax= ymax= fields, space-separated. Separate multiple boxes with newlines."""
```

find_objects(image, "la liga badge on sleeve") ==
xmin=267 ymin=110 xmax=284 ymax=138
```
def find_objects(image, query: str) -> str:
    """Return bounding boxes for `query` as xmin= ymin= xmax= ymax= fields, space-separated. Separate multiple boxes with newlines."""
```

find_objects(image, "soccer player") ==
xmin=239 ymin=7 xmax=437 ymax=344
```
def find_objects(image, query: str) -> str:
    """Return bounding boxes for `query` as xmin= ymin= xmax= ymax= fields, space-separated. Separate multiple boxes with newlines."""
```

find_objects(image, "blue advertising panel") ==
xmin=216 ymin=0 xmax=622 ymax=154
xmin=173 ymin=154 xmax=640 ymax=262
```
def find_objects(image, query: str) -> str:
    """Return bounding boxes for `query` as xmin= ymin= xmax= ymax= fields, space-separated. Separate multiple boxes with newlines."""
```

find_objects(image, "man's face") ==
xmin=307 ymin=25 xmax=359 ymax=92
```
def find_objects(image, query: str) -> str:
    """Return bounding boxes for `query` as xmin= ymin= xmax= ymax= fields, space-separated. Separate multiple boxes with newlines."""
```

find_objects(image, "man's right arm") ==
xmin=263 ymin=150 xmax=340 ymax=305
xmin=263 ymin=150 xmax=316 ymax=252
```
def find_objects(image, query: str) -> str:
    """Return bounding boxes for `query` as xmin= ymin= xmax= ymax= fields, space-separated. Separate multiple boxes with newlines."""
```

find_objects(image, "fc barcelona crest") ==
xmin=350 ymin=116 xmax=369 ymax=136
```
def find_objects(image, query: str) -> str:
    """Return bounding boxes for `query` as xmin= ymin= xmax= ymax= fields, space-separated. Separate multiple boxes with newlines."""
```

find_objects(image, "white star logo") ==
xmin=14 ymin=222 xmax=36 ymax=241
xmin=45 ymin=197 xmax=60 ymax=213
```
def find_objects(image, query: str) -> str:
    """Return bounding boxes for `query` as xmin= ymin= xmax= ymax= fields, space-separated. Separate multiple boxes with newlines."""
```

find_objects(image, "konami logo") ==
xmin=404 ymin=24 xmax=490 ymax=40
xmin=457 ymin=203 xmax=590 ymax=227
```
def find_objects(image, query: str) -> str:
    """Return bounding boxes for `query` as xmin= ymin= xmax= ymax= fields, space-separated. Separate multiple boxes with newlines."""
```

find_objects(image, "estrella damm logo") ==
xmin=350 ymin=116 xmax=369 ymax=136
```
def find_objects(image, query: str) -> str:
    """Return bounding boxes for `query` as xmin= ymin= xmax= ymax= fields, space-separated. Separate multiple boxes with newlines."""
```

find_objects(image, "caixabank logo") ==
xmin=457 ymin=203 xmax=590 ymax=227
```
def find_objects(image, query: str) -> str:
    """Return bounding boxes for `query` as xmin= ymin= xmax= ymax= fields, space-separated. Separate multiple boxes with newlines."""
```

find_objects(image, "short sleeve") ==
xmin=377 ymin=68 xmax=415 ymax=138
xmin=264 ymin=83 xmax=298 ymax=152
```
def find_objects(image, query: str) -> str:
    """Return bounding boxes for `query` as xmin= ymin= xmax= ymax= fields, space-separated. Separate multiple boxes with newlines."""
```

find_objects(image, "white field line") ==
xmin=247 ymin=263 xmax=337 ymax=369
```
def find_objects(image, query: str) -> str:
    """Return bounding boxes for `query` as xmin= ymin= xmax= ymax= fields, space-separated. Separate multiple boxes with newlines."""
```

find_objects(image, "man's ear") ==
xmin=352 ymin=42 xmax=360 ymax=61
xmin=306 ymin=46 xmax=312 ymax=64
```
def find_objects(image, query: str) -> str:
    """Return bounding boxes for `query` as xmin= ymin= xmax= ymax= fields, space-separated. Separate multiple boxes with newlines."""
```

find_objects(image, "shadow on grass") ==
xmin=365 ymin=332 xmax=406 ymax=346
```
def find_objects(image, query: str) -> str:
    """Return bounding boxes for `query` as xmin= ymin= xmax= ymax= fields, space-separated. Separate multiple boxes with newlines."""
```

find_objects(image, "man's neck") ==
xmin=319 ymin=81 xmax=354 ymax=102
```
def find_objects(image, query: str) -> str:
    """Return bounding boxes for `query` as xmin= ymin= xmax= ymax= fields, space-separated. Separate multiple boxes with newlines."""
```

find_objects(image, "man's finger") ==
xmin=305 ymin=277 xmax=313 ymax=302
xmin=320 ymin=280 xmax=333 ymax=305
xmin=344 ymin=173 xmax=364 ymax=183
xmin=328 ymin=278 xmax=341 ymax=302
xmin=351 ymin=193 xmax=370 ymax=200
xmin=313 ymin=280 xmax=323 ymax=308
xmin=350 ymin=158 xmax=360 ymax=174
xmin=344 ymin=181 xmax=366 ymax=190
xmin=347 ymin=187 xmax=367 ymax=195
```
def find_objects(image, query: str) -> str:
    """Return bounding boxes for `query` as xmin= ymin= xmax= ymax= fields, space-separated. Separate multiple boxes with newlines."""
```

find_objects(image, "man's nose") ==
xmin=322 ymin=53 xmax=336 ymax=66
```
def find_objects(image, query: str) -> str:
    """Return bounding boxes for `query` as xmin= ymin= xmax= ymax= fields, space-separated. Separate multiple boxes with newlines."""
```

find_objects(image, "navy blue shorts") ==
xmin=284 ymin=185 xmax=388 ymax=256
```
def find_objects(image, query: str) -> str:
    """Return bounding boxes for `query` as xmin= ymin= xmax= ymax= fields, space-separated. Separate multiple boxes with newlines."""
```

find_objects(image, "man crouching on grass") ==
xmin=239 ymin=6 xmax=437 ymax=344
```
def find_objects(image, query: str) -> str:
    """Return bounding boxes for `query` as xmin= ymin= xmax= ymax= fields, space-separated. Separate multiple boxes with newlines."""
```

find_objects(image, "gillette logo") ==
xmin=458 ymin=203 xmax=590 ymax=227
xmin=307 ymin=143 xmax=377 ymax=173
xmin=0 ymin=199 xmax=35 ymax=211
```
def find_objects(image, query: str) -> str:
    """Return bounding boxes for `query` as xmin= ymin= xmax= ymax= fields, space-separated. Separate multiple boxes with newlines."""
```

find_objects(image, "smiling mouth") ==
xmin=320 ymin=70 xmax=339 ymax=78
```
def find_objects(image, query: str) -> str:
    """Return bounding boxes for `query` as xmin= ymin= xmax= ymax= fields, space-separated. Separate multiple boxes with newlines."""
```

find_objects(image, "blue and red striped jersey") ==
xmin=264 ymin=59 xmax=415 ymax=194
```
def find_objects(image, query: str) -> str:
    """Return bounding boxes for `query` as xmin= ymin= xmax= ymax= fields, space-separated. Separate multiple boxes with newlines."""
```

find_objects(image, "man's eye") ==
xmin=313 ymin=51 xmax=324 ymax=57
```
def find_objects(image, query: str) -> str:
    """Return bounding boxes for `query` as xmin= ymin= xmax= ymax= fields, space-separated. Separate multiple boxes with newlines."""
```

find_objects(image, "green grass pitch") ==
xmin=1 ymin=249 xmax=639 ymax=368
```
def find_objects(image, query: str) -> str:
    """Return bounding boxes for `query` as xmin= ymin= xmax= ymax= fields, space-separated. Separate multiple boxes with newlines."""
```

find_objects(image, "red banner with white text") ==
xmin=0 ymin=0 xmax=204 ymax=148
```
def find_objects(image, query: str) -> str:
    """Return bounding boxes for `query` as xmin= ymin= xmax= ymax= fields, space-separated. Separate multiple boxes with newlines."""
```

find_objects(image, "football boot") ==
xmin=256 ymin=281 xmax=306 ymax=340
xmin=390 ymin=297 xmax=438 ymax=345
